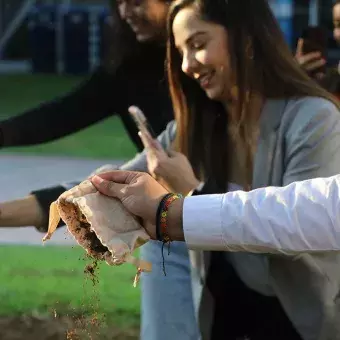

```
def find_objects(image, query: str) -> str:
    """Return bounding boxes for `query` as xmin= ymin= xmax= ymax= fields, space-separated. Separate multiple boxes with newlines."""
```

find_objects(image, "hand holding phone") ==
xmin=295 ymin=26 xmax=327 ymax=76
xmin=128 ymin=106 xmax=163 ymax=151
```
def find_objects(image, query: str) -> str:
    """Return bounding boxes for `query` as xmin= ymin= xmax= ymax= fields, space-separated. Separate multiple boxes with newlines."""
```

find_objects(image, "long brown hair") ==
xmin=167 ymin=0 xmax=340 ymax=191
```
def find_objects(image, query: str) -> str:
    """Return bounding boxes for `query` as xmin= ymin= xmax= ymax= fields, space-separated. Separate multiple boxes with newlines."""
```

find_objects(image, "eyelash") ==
xmin=192 ymin=42 xmax=205 ymax=50
xmin=177 ymin=42 xmax=205 ymax=57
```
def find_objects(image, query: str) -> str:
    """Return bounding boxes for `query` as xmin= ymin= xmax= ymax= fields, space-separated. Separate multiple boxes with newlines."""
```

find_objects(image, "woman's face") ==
xmin=333 ymin=4 xmax=340 ymax=45
xmin=172 ymin=6 xmax=232 ymax=102
xmin=117 ymin=0 xmax=169 ymax=42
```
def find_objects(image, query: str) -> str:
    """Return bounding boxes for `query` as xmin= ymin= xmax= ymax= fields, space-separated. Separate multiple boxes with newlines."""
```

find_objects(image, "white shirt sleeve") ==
xmin=183 ymin=175 xmax=340 ymax=254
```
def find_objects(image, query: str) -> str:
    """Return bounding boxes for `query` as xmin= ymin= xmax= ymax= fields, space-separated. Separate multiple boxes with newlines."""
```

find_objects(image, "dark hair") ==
xmin=167 ymin=0 xmax=340 ymax=190
xmin=105 ymin=0 xmax=172 ymax=71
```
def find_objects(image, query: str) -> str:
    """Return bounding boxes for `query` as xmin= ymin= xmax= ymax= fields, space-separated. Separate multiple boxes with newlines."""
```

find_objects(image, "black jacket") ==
xmin=0 ymin=45 xmax=174 ymax=230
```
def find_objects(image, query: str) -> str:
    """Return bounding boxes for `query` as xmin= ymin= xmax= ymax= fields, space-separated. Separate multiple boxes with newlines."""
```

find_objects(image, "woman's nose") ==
xmin=181 ymin=53 xmax=198 ymax=75
xmin=119 ymin=2 xmax=133 ymax=20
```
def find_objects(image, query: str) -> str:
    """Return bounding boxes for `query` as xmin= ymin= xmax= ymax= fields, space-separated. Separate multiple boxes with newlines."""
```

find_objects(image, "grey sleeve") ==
xmin=283 ymin=99 xmax=340 ymax=185
xmin=271 ymin=99 xmax=340 ymax=340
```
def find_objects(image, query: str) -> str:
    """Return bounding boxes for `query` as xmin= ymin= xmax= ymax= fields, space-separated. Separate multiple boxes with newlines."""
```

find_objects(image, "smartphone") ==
xmin=301 ymin=26 xmax=328 ymax=75
xmin=128 ymin=105 xmax=156 ymax=139
xmin=301 ymin=26 xmax=327 ymax=57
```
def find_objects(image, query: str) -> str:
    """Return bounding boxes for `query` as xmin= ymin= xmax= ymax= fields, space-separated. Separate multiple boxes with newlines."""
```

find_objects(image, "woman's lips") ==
xmin=199 ymin=71 xmax=215 ymax=89
xmin=127 ymin=21 xmax=145 ymax=33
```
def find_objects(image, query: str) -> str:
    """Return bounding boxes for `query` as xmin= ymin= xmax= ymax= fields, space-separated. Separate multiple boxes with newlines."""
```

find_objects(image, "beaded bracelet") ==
xmin=156 ymin=193 xmax=183 ymax=275
xmin=156 ymin=193 xmax=183 ymax=243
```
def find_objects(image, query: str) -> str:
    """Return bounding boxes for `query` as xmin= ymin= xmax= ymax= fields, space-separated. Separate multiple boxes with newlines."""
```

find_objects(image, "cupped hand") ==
xmin=91 ymin=171 xmax=169 ymax=239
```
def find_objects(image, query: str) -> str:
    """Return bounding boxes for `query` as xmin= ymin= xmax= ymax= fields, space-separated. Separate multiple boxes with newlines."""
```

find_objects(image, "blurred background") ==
xmin=0 ymin=1 xmax=338 ymax=339
xmin=0 ymin=0 xmax=338 ymax=75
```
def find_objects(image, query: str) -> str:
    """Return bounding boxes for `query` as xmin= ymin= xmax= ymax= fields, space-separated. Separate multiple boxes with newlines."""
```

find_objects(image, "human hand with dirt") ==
xmin=43 ymin=180 xmax=152 ymax=280
xmin=91 ymin=171 xmax=185 ymax=242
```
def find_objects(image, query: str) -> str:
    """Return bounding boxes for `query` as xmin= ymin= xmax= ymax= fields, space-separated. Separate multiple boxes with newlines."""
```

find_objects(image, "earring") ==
xmin=246 ymin=41 xmax=254 ymax=60
xmin=246 ymin=47 xmax=254 ymax=60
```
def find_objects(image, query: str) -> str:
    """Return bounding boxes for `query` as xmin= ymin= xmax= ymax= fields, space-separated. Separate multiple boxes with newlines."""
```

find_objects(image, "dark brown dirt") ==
xmin=0 ymin=315 xmax=139 ymax=340
xmin=84 ymin=260 xmax=99 ymax=286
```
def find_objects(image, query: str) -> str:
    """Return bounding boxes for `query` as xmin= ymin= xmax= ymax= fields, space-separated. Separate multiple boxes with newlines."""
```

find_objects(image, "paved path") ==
xmin=0 ymin=154 xmax=123 ymax=246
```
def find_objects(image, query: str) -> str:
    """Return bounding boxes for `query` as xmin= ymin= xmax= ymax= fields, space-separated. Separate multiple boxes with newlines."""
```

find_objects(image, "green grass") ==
xmin=0 ymin=245 xmax=140 ymax=327
xmin=0 ymin=74 xmax=136 ymax=159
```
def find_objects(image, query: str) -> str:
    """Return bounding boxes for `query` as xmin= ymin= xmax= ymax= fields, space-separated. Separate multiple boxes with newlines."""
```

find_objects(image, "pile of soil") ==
xmin=0 ymin=315 xmax=139 ymax=340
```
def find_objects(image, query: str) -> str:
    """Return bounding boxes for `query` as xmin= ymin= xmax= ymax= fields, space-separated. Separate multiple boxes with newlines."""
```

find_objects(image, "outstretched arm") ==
xmin=91 ymin=171 xmax=340 ymax=255
xmin=182 ymin=175 xmax=340 ymax=254
xmin=0 ymin=66 xmax=122 ymax=147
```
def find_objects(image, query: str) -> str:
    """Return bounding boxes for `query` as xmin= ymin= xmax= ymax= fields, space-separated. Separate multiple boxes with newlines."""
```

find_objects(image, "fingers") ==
xmin=304 ymin=58 xmax=326 ymax=72
xmin=295 ymin=39 xmax=322 ymax=61
xmin=295 ymin=38 xmax=304 ymax=57
xmin=167 ymin=149 xmax=181 ymax=157
xmin=138 ymin=131 xmax=163 ymax=152
xmin=315 ymin=72 xmax=325 ymax=80
xmin=297 ymin=51 xmax=322 ymax=64
xmin=89 ymin=164 xmax=117 ymax=177
xmin=138 ymin=131 xmax=152 ymax=149
xmin=91 ymin=170 xmax=140 ymax=184
xmin=91 ymin=175 xmax=127 ymax=199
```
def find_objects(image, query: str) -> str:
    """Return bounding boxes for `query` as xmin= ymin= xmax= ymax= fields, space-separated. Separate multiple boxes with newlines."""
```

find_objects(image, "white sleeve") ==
xmin=183 ymin=175 xmax=340 ymax=255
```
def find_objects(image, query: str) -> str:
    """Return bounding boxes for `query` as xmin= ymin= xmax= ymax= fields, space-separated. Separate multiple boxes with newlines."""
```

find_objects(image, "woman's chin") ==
xmin=135 ymin=32 xmax=156 ymax=43
xmin=205 ymin=87 xmax=223 ymax=101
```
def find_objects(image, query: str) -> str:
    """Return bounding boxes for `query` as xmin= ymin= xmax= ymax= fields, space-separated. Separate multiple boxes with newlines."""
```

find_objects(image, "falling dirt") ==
xmin=84 ymin=260 xmax=99 ymax=286
xmin=64 ymin=255 xmax=104 ymax=339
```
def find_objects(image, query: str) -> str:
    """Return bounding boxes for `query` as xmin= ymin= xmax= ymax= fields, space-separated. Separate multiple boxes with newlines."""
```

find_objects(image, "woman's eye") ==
xmin=192 ymin=42 xmax=205 ymax=50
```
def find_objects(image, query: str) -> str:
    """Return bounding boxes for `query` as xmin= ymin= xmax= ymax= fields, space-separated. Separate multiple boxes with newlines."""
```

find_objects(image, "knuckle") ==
xmin=106 ymin=181 xmax=115 ymax=192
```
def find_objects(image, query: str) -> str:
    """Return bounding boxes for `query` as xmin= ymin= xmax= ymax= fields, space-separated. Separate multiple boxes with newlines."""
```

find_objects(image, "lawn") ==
xmin=0 ymin=244 xmax=141 ymax=338
xmin=0 ymin=74 xmax=136 ymax=159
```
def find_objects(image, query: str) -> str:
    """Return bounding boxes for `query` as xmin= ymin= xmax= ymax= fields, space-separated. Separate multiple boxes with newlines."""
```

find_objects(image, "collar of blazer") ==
xmin=253 ymin=99 xmax=288 ymax=189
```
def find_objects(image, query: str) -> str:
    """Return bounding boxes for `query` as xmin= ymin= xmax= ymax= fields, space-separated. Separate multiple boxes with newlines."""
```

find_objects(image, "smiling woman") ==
xmin=158 ymin=0 xmax=340 ymax=339
xmin=117 ymin=0 xmax=170 ymax=41
xmin=172 ymin=8 xmax=232 ymax=101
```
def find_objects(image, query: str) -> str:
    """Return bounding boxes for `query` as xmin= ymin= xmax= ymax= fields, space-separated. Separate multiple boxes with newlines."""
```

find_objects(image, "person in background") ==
xmin=295 ymin=0 xmax=340 ymax=96
xmin=0 ymin=1 xmax=201 ymax=339
xmin=0 ymin=0 xmax=173 ymax=231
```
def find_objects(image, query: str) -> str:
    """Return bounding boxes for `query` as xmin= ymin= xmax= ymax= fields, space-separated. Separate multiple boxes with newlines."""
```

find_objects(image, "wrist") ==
xmin=167 ymin=198 xmax=184 ymax=241
xmin=181 ymin=178 xmax=201 ymax=196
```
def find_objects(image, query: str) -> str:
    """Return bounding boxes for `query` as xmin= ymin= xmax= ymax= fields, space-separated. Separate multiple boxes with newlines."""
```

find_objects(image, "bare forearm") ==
xmin=0 ymin=195 xmax=44 ymax=228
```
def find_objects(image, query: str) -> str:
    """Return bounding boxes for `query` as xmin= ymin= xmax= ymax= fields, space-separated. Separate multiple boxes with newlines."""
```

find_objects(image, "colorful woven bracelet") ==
xmin=156 ymin=193 xmax=183 ymax=243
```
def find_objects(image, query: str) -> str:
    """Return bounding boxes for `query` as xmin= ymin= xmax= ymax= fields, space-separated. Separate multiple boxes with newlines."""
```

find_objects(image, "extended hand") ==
xmin=139 ymin=131 xmax=200 ymax=195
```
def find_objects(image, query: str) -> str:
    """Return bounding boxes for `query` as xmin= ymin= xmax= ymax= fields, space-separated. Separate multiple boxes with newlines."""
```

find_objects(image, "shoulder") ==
xmin=281 ymin=97 xmax=340 ymax=138
xmin=284 ymin=96 xmax=339 ymax=119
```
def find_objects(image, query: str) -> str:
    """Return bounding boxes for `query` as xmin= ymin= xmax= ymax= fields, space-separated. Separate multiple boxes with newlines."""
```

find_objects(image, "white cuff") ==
xmin=183 ymin=194 xmax=224 ymax=250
